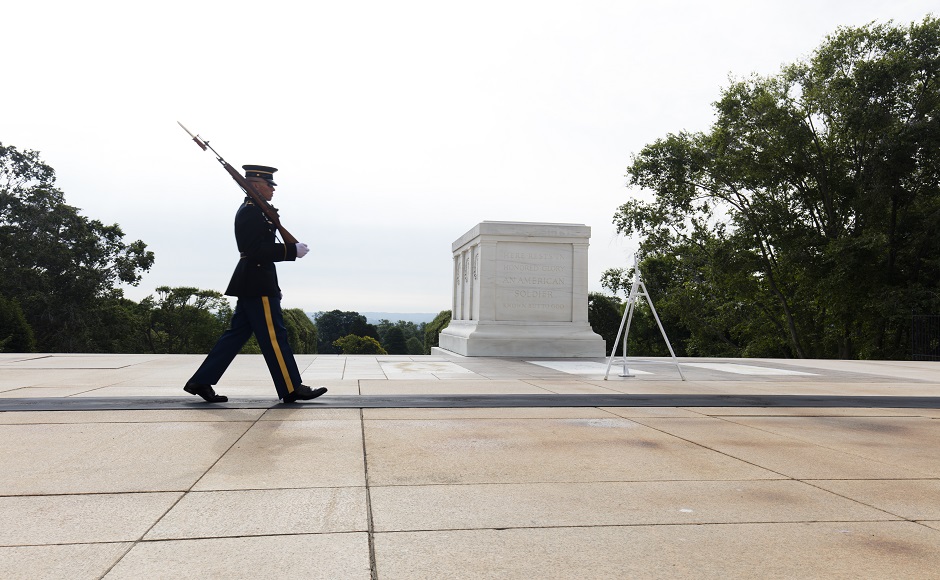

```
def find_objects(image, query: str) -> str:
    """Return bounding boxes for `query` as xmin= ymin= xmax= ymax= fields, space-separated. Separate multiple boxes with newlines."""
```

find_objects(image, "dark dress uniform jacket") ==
xmin=224 ymin=199 xmax=297 ymax=297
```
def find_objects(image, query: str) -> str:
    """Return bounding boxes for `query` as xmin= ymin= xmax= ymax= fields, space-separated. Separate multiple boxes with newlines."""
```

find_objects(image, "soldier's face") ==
xmin=251 ymin=179 xmax=275 ymax=201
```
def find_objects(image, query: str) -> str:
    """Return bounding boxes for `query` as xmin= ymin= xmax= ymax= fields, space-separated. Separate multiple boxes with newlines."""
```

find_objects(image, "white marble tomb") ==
xmin=437 ymin=221 xmax=606 ymax=357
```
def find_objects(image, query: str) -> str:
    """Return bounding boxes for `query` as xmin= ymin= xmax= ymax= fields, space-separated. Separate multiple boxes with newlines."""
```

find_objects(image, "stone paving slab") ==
xmin=0 ymin=543 xmax=131 ymax=580
xmin=369 ymin=480 xmax=894 ymax=531
xmin=723 ymin=416 xmax=940 ymax=476
xmin=373 ymin=522 xmax=940 ymax=579
xmin=362 ymin=417 xmax=779 ymax=485
xmin=0 ymin=408 xmax=266 ymax=424
xmin=0 ymin=386 xmax=98 ymax=398
xmin=144 ymin=487 xmax=367 ymax=539
xmin=633 ymin=417 xmax=931 ymax=479
xmin=363 ymin=407 xmax=619 ymax=419
xmin=0 ymin=492 xmax=181 ymax=546
xmin=191 ymin=419 xmax=366 ymax=491
xmin=260 ymin=408 xmax=363 ymax=421
xmin=811 ymin=479 xmax=940 ymax=520
xmin=104 ymin=533 xmax=371 ymax=580
xmin=0 ymin=421 xmax=252 ymax=495
xmin=0 ymin=354 xmax=938 ymax=578
xmin=687 ymin=406 xmax=940 ymax=417
xmin=0 ymin=368 xmax=128 ymax=388
xmin=358 ymin=379 xmax=550 ymax=394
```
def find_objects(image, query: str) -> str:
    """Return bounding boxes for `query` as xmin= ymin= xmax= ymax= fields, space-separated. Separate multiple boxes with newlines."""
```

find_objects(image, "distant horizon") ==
xmin=305 ymin=310 xmax=445 ymax=325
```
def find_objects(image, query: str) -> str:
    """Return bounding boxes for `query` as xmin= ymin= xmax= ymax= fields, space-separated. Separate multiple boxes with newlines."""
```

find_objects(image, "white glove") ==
xmin=295 ymin=243 xmax=310 ymax=258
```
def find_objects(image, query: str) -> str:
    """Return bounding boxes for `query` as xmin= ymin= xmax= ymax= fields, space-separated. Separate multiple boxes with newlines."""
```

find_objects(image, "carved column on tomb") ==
xmin=461 ymin=249 xmax=473 ymax=320
xmin=571 ymin=240 xmax=590 ymax=324
xmin=452 ymin=254 xmax=462 ymax=320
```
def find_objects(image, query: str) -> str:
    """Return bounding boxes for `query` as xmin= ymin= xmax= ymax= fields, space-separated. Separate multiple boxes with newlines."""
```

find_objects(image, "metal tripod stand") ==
xmin=603 ymin=256 xmax=685 ymax=381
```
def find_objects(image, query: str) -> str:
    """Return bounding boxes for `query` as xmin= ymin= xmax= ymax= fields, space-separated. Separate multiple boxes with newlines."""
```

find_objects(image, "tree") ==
xmin=142 ymin=286 xmax=232 ymax=353
xmin=423 ymin=310 xmax=452 ymax=354
xmin=377 ymin=319 xmax=426 ymax=354
xmin=406 ymin=336 xmax=424 ymax=355
xmin=0 ymin=144 xmax=154 ymax=351
xmin=382 ymin=326 xmax=408 ymax=354
xmin=0 ymin=294 xmax=36 ymax=352
xmin=333 ymin=334 xmax=387 ymax=354
xmin=283 ymin=308 xmax=317 ymax=354
xmin=609 ymin=18 xmax=940 ymax=359
xmin=314 ymin=310 xmax=379 ymax=354
xmin=587 ymin=292 xmax=622 ymax=355
xmin=91 ymin=296 xmax=151 ymax=354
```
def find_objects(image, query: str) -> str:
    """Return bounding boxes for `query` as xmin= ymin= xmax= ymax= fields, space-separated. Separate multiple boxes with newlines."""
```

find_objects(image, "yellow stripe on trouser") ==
xmin=262 ymin=296 xmax=294 ymax=393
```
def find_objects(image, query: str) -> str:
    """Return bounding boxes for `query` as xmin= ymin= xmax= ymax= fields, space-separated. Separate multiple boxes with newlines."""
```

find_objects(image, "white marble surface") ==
xmin=440 ymin=221 xmax=605 ymax=357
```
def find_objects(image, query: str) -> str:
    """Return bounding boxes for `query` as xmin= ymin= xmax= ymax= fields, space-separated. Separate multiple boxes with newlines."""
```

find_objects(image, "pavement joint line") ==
xmin=135 ymin=530 xmax=370 ymax=543
xmin=796 ymin=479 xmax=927 ymax=524
xmin=95 ymin=410 xmax=265 ymax=577
xmin=0 ymin=530 xmax=372 ymax=549
xmin=6 ymin=477 xmax=934 ymax=500
xmin=625 ymin=416 xmax=802 ymax=483
xmin=702 ymin=414 xmax=938 ymax=477
xmin=369 ymin=520 xmax=911 ymax=534
xmin=359 ymin=408 xmax=379 ymax=580
xmin=629 ymin=413 xmax=937 ymax=483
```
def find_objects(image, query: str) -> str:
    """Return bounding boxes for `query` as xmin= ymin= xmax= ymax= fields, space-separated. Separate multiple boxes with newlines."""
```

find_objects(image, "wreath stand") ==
xmin=603 ymin=256 xmax=685 ymax=381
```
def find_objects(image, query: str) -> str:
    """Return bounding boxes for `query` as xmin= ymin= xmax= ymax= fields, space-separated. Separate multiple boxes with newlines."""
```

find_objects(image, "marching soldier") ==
xmin=184 ymin=165 xmax=327 ymax=404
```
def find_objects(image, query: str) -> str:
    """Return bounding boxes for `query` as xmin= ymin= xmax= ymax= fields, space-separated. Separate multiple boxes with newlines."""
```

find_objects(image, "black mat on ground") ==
xmin=1 ymin=394 xmax=939 ymax=411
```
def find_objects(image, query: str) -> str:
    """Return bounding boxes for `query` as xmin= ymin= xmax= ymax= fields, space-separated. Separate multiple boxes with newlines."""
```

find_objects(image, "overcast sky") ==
xmin=4 ymin=1 xmax=936 ymax=314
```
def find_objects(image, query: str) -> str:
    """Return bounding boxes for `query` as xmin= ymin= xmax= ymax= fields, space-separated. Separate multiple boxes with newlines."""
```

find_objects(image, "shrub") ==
xmin=333 ymin=334 xmax=387 ymax=354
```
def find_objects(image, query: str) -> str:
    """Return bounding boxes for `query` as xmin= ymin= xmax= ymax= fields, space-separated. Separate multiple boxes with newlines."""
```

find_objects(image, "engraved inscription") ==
xmin=496 ymin=242 xmax=573 ymax=322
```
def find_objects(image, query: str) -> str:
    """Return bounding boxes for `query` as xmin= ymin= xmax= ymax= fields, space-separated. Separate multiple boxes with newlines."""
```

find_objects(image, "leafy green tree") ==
xmin=587 ymin=292 xmax=623 ymax=355
xmin=201 ymin=308 xmax=315 ymax=356
xmin=0 ymin=143 xmax=154 ymax=351
xmin=283 ymin=308 xmax=317 ymax=354
xmin=423 ymin=310 xmax=452 ymax=354
xmin=142 ymin=286 xmax=232 ymax=354
xmin=406 ymin=336 xmax=424 ymax=355
xmin=0 ymin=294 xmax=36 ymax=352
xmin=91 ymin=296 xmax=151 ymax=354
xmin=314 ymin=310 xmax=379 ymax=354
xmin=382 ymin=326 xmax=408 ymax=354
xmin=377 ymin=319 xmax=427 ymax=355
xmin=609 ymin=17 xmax=940 ymax=359
xmin=333 ymin=334 xmax=387 ymax=354
xmin=375 ymin=319 xmax=393 ymax=342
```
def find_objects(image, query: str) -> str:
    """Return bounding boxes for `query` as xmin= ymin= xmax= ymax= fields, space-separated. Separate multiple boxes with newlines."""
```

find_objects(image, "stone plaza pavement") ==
xmin=0 ymin=353 xmax=938 ymax=579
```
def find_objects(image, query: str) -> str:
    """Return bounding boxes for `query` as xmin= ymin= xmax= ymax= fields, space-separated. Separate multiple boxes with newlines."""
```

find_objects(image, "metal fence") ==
xmin=912 ymin=315 xmax=940 ymax=361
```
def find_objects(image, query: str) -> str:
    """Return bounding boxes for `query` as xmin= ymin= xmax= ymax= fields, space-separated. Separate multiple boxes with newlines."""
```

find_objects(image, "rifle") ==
xmin=177 ymin=122 xmax=299 ymax=244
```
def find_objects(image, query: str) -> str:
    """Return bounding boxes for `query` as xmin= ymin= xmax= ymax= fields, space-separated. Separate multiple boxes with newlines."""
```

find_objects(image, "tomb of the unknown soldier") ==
xmin=437 ymin=221 xmax=606 ymax=357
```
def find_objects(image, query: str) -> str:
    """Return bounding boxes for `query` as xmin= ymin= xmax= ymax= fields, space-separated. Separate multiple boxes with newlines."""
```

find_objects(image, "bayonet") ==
xmin=177 ymin=122 xmax=299 ymax=244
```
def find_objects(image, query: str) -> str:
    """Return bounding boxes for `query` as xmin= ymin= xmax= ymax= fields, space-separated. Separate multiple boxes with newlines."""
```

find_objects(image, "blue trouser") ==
xmin=188 ymin=296 xmax=301 ymax=399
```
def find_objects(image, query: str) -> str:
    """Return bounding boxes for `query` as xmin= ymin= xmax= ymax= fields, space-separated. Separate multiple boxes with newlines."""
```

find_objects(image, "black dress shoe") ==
xmin=282 ymin=384 xmax=328 ymax=404
xmin=184 ymin=383 xmax=228 ymax=403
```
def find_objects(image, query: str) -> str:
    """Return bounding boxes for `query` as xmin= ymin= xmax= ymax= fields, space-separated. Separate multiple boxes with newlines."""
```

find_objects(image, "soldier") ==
xmin=184 ymin=165 xmax=327 ymax=404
